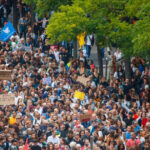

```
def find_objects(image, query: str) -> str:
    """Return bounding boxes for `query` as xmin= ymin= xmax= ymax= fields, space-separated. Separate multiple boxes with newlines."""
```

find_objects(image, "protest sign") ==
xmin=74 ymin=91 xmax=85 ymax=100
xmin=0 ymin=70 xmax=11 ymax=80
xmin=50 ymin=45 xmax=58 ymax=51
xmin=0 ymin=94 xmax=15 ymax=105
xmin=76 ymin=76 xmax=90 ymax=86
xmin=79 ymin=113 xmax=92 ymax=122
xmin=42 ymin=77 xmax=51 ymax=85
xmin=24 ymin=46 xmax=31 ymax=51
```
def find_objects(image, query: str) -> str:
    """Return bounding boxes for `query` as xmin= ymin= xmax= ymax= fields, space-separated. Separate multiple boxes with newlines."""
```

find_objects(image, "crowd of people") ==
xmin=0 ymin=0 xmax=150 ymax=150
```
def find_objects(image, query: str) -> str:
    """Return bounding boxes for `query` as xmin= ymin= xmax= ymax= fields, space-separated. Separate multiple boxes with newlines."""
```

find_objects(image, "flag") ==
xmin=59 ymin=144 xmax=62 ymax=150
xmin=77 ymin=32 xmax=86 ymax=49
xmin=66 ymin=62 xmax=71 ymax=72
xmin=24 ymin=138 xmax=28 ymax=150
xmin=0 ymin=21 xmax=16 ymax=42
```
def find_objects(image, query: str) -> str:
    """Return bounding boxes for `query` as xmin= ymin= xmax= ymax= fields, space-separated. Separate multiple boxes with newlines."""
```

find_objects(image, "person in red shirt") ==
xmin=126 ymin=132 xmax=141 ymax=150
xmin=141 ymin=112 xmax=148 ymax=128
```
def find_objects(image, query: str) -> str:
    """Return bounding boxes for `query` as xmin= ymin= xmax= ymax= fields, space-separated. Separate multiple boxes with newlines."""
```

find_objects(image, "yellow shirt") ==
xmin=9 ymin=116 xmax=16 ymax=125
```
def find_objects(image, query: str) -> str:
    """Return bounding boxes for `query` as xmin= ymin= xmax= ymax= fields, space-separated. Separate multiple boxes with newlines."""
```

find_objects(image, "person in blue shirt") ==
xmin=42 ymin=111 xmax=50 ymax=120
xmin=124 ymin=126 xmax=132 ymax=140
xmin=134 ymin=121 xmax=141 ymax=132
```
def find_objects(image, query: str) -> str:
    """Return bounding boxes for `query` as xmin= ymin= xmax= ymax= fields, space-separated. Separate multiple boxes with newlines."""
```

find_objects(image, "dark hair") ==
xmin=118 ymin=143 xmax=125 ymax=149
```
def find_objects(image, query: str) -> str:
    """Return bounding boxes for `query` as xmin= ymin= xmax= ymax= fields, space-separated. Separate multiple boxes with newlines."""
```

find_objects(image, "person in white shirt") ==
xmin=14 ymin=91 xmax=23 ymax=105
xmin=47 ymin=129 xmax=60 ymax=144
xmin=114 ymin=49 xmax=122 ymax=61
xmin=53 ymin=48 xmax=59 ymax=63
xmin=34 ymin=104 xmax=43 ymax=115
xmin=85 ymin=34 xmax=94 ymax=58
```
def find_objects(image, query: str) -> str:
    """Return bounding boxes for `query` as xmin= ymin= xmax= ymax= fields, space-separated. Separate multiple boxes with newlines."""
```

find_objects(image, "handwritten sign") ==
xmin=0 ymin=94 xmax=15 ymax=105
xmin=76 ymin=76 xmax=90 ymax=86
xmin=0 ymin=70 xmax=11 ymax=80
xmin=74 ymin=91 xmax=85 ymax=100
xmin=79 ymin=113 xmax=92 ymax=122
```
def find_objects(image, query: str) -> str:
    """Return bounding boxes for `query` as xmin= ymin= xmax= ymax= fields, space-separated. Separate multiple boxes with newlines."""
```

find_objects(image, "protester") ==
xmin=0 ymin=0 xmax=150 ymax=150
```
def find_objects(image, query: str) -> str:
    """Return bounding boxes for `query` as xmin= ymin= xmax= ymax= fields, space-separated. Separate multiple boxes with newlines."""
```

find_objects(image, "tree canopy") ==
xmin=23 ymin=0 xmax=72 ymax=17
xmin=24 ymin=0 xmax=150 ymax=60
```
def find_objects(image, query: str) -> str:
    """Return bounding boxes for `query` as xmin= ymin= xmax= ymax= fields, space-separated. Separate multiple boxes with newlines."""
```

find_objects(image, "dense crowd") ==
xmin=0 ymin=0 xmax=150 ymax=150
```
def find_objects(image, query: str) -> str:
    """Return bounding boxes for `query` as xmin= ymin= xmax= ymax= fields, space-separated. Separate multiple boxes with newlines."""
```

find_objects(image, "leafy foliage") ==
xmin=46 ymin=4 xmax=88 ymax=43
xmin=24 ymin=0 xmax=150 ymax=59
xmin=23 ymin=0 xmax=72 ymax=17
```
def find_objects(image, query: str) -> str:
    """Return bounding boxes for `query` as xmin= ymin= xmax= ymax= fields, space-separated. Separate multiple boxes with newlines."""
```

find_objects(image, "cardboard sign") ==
xmin=0 ymin=70 xmax=11 ymax=80
xmin=76 ymin=76 xmax=90 ymax=86
xmin=42 ymin=77 xmax=51 ymax=85
xmin=24 ymin=46 xmax=31 ymax=51
xmin=79 ymin=113 xmax=92 ymax=122
xmin=74 ymin=91 xmax=85 ymax=100
xmin=0 ymin=94 xmax=15 ymax=105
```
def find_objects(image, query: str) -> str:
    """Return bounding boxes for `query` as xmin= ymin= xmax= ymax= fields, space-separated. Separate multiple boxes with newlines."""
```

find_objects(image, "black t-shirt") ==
xmin=43 ymin=45 xmax=50 ymax=52
xmin=3 ymin=48 xmax=11 ymax=53
xmin=0 ymin=6 xmax=4 ymax=18
xmin=48 ymin=53 xmax=55 ymax=61
xmin=34 ymin=24 xmax=39 ymax=35
xmin=73 ymin=139 xmax=83 ymax=146
xmin=60 ymin=52 xmax=69 ymax=65
xmin=124 ymin=117 xmax=134 ymax=126
xmin=31 ymin=145 xmax=41 ymax=150
xmin=60 ymin=130 xmax=68 ymax=138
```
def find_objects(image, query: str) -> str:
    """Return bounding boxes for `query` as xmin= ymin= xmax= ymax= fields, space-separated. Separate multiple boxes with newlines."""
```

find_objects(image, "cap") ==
xmin=74 ymin=132 xmax=79 ymax=136
xmin=145 ymin=85 xmax=149 ymax=89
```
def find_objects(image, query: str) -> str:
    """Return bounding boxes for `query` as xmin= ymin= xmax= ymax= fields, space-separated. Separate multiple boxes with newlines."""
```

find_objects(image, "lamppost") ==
xmin=105 ymin=57 xmax=108 ymax=80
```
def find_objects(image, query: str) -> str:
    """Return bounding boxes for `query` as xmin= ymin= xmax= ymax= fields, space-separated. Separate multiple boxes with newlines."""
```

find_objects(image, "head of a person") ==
xmin=54 ymin=143 xmax=59 ymax=149
xmin=48 ymin=142 xmax=54 ymax=150
xmin=68 ymin=131 xmax=73 ymax=138
xmin=12 ymin=111 xmax=16 ymax=118
xmin=52 ymin=129 xmax=57 ymax=137
xmin=84 ymin=139 xmax=89 ymax=147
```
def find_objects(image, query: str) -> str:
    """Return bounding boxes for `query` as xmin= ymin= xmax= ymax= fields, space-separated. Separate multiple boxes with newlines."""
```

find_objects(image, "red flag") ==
xmin=75 ymin=120 xmax=78 ymax=127
xmin=24 ymin=138 xmax=28 ymax=150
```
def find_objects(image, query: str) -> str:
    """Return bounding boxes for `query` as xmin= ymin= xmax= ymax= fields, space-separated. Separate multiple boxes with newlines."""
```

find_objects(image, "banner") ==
xmin=0 ymin=70 xmax=11 ymax=80
xmin=0 ymin=94 xmax=15 ymax=105
xmin=0 ymin=22 xmax=16 ymax=42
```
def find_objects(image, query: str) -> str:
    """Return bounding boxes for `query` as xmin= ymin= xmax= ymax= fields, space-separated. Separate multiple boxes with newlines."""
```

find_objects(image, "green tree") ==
xmin=24 ymin=0 xmax=150 ymax=77
xmin=132 ymin=17 xmax=150 ymax=59
xmin=125 ymin=0 xmax=150 ymax=60
xmin=46 ymin=0 xmax=129 ymax=77
xmin=45 ymin=4 xmax=88 ymax=58
xmin=23 ymin=0 xmax=72 ymax=17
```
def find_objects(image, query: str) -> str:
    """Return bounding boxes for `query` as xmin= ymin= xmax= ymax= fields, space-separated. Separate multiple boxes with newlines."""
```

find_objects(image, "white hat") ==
xmin=145 ymin=85 xmax=149 ymax=89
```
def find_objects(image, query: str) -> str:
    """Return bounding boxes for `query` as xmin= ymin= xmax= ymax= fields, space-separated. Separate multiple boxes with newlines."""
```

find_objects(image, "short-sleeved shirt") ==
xmin=126 ymin=139 xmax=141 ymax=149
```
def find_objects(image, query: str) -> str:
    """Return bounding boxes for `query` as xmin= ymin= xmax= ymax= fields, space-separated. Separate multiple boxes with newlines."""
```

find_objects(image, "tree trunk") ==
xmin=124 ymin=58 xmax=131 ymax=80
xmin=12 ymin=0 xmax=18 ymax=32
xmin=97 ymin=44 xmax=103 ymax=77
xmin=73 ymin=39 xmax=78 ymax=58
xmin=30 ymin=6 xmax=35 ymax=24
